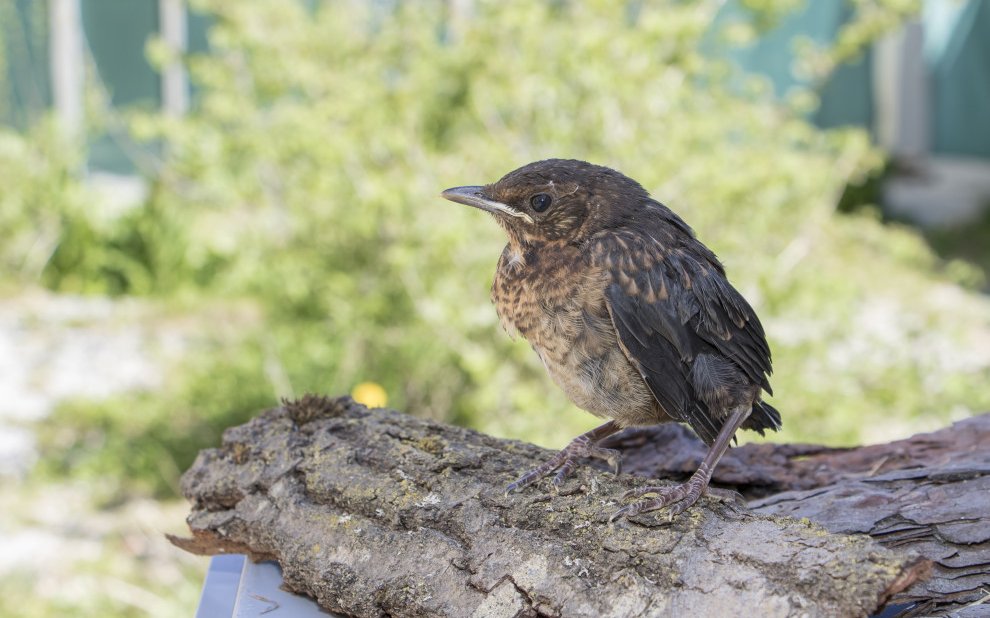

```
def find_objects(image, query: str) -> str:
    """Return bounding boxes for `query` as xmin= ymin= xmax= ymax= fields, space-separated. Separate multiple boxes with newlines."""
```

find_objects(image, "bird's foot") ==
xmin=506 ymin=432 xmax=621 ymax=495
xmin=610 ymin=464 xmax=712 ymax=522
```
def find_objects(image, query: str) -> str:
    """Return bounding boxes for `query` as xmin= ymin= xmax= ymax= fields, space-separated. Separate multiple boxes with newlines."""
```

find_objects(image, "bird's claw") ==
xmin=610 ymin=480 xmax=704 ymax=522
xmin=505 ymin=477 xmax=532 ymax=495
xmin=621 ymin=485 xmax=662 ymax=501
xmin=505 ymin=438 xmax=622 ymax=495
xmin=505 ymin=458 xmax=575 ymax=495
xmin=551 ymin=460 xmax=576 ymax=488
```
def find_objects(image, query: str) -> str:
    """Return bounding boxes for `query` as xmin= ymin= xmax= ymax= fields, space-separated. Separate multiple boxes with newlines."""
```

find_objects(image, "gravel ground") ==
xmin=0 ymin=290 xmax=185 ymax=476
xmin=0 ymin=289 xmax=202 ymax=617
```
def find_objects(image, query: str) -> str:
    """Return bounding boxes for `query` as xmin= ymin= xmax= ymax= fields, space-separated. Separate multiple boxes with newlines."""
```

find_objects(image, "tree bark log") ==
xmin=602 ymin=414 xmax=990 ymax=616
xmin=168 ymin=395 xmax=957 ymax=617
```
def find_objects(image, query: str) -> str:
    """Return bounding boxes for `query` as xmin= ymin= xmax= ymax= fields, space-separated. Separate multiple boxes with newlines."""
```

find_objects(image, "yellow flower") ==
xmin=351 ymin=382 xmax=388 ymax=408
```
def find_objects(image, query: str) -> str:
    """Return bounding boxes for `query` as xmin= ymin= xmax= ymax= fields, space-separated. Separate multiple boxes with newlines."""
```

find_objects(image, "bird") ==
xmin=441 ymin=159 xmax=780 ymax=520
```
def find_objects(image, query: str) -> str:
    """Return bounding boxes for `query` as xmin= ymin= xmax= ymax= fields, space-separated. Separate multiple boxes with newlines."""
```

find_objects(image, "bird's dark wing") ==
xmin=671 ymin=248 xmax=774 ymax=396
xmin=592 ymin=226 xmax=773 ymax=444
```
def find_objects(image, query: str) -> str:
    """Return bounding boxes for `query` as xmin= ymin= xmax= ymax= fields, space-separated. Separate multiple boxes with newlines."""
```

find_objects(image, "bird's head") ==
xmin=441 ymin=159 xmax=650 ymax=247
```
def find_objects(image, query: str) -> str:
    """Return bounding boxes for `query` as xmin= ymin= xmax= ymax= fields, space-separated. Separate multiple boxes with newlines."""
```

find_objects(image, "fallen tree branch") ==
xmin=171 ymin=395 xmax=932 ymax=617
xmin=603 ymin=415 xmax=990 ymax=616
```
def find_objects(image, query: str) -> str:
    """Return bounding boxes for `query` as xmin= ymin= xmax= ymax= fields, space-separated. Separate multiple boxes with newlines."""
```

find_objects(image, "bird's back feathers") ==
xmin=592 ymin=201 xmax=777 ymax=444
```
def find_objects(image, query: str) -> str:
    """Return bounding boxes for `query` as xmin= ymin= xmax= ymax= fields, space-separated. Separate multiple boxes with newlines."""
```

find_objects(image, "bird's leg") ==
xmin=611 ymin=404 xmax=751 ymax=521
xmin=506 ymin=420 xmax=622 ymax=494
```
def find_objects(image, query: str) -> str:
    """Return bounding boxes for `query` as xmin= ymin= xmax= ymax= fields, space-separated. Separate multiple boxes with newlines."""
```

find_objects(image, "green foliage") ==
xmin=8 ymin=0 xmax=990 ymax=502
xmin=791 ymin=0 xmax=922 ymax=84
xmin=0 ymin=120 xmax=219 ymax=295
xmin=924 ymin=208 xmax=990 ymax=292
xmin=37 ymin=338 xmax=274 ymax=499
xmin=0 ymin=482 xmax=203 ymax=618
xmin=0 ymin=120 xmax=87 ymax=281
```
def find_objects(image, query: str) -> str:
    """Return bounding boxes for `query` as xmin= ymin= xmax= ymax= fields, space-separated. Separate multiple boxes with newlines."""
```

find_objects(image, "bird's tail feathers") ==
xmin=746 ymin=400 xmax=782 ymax=435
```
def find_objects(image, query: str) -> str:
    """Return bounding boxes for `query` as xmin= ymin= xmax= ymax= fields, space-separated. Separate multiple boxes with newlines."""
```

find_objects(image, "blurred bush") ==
xmin=6 ymin=0 xmax=990 ymax=496
xmin=0 ymin=120 xmax=90 ymax=283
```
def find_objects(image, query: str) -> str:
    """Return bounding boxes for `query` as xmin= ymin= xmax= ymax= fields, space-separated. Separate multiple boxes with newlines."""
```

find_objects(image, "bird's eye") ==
xmin=530 ymin=193 xmax=552 ymax=212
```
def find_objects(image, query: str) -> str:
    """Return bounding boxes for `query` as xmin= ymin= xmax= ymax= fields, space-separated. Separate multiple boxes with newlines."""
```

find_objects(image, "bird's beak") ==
xmin=441 ymin=186 xmax=534 ymax=224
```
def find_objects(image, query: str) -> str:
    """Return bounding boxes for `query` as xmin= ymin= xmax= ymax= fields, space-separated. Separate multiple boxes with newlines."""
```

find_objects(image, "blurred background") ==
xmin=1 ymin=0 xmax=988 ymax=615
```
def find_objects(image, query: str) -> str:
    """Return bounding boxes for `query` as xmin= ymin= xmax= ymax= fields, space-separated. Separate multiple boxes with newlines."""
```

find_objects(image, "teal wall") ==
xmin=0 ymin=0 xmax=51 ymax=128
xmin=81 ymin=0 xmax=159 ymax=173
xmin=926 ymin=0 xmax=990 ymax=158
xmin=712 ymin=0 xmax=989 ymax=157
xmin=0 ymin=0 xmax=212 ymax=173
xmin=709 ymin=0 xmax=873 ymax=129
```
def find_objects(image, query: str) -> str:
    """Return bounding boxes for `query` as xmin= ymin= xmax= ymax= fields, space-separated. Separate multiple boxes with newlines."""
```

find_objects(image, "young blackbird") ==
xmin=441 ymin=159 xmax=780 ymax=520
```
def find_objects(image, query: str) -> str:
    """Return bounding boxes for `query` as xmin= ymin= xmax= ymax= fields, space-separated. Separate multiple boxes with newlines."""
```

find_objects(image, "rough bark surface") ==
xmin=171 ymin=395 xmax=931 ymax=618
xmin=603 ymin=415 xmax=990 ymax=616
